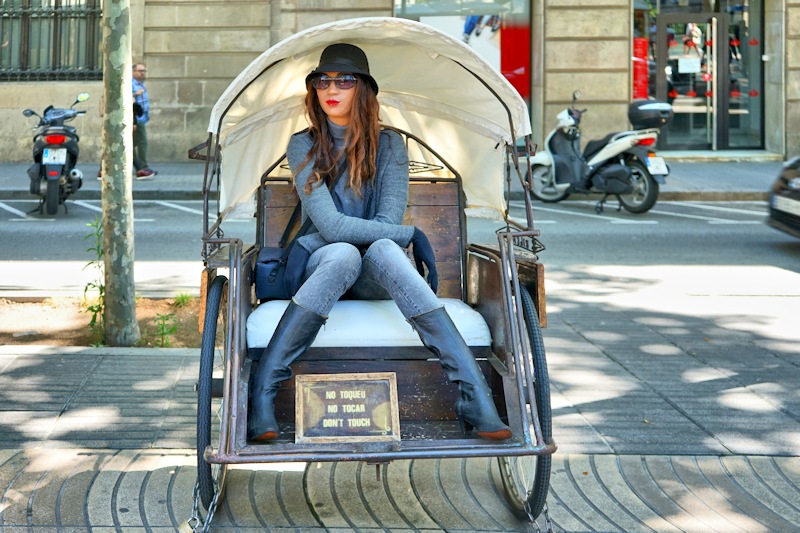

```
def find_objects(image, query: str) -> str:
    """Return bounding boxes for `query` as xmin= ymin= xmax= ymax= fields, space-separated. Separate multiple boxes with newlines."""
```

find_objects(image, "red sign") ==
xmin=633 ymin=37 xmax=649 ymax=99
xmin=500 ymin=23 xmax=530 ymax=100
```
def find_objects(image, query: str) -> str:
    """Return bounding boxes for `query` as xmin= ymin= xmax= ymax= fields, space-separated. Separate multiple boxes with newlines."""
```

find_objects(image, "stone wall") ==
xmin=538 ymin=0 xmax=632 ymax=146
xmin=786 ymin=1 xmax=800 ymax=156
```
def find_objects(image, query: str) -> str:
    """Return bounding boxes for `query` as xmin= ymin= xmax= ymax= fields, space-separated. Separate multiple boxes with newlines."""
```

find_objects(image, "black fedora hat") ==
xmin=305 ymin=43 xmax=379 ymax=94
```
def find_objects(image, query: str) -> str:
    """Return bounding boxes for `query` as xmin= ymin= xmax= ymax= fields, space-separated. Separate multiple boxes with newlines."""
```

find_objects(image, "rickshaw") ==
xmin=184 ymin=17 xmax=555 ymax=532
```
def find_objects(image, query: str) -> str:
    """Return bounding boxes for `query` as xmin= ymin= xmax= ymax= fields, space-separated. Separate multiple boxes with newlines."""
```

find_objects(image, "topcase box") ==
xmin=628 ymin=100 xmax=673 ymax=129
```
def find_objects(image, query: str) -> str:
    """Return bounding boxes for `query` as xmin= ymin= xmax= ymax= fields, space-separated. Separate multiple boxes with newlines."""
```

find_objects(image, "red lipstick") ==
xmin=326 ymin=100 xmax=339 ymax=106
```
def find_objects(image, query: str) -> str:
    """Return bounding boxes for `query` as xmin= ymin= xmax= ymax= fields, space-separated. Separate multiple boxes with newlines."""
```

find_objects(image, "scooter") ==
xmin=527 ymin=90 xmax=673 ymax=213
xmin=22 ymin=93 xmax=89 ymax=215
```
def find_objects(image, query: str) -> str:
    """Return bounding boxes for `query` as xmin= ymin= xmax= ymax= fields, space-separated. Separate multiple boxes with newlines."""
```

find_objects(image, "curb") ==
xmin=658 ymin=191 xmax=769 ymax=201
xmin=507 ymin=190 xmax=768 ymax=203
xmin=0 ymin=344 xmax=197 ymax=356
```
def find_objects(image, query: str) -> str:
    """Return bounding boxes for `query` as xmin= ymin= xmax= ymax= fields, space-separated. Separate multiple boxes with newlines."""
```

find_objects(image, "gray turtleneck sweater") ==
xmin=286 ymin=122 xmax=415 ymax=255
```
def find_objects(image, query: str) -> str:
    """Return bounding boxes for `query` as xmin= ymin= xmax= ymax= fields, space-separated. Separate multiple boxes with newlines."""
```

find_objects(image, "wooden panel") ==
xmin=261 ymin=179 xmax=465 ymax=299
xmin=468 ymin=253 xmax=509 ymax=361
xmin=270 ymin=358 xmax=496 ymax=422
xmin=247 ymin=345 xmax=493 ymax=361
xmin=198 ymin=267 xmax=216 ymax=334
xmin=516 ymin=258 xmax=547 ymax=328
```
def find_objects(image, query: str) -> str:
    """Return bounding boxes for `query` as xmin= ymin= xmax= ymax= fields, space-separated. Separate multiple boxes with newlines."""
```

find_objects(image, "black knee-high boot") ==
xmin=247 ymin=301 xmax=326 ymax=441
xmin=410 ymin=307 xmax=512 ymax=440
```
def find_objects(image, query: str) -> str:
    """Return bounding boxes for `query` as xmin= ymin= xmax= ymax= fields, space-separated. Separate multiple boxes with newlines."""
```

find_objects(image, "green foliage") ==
xmin=154 ymin=313 xmax=178 ymax=347
xmin=82 ymin=216 xmax=105 ymax=345
xmin=173 ymin=292 xmax=194 ymax=309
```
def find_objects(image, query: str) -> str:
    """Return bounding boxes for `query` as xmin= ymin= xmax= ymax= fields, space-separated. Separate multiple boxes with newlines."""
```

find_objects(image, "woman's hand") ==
xmin=411 ymin=227 xmax=438 ymax=293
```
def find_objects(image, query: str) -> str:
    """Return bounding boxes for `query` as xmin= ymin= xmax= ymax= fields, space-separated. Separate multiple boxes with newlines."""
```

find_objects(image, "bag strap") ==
xmin=278 ymin=202 xmax=302 ymax=248
xmin=278 ymin=158 xmax=347 ymax=250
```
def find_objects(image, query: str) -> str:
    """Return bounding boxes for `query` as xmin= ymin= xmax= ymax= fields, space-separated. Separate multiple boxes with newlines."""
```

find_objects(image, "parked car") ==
xmin=767 ymin=156 xmax=800 ymax=238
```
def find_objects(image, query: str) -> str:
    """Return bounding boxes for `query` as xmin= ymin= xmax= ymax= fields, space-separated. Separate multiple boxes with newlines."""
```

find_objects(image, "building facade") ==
xmin=1 ymin=0 xmax=796 ymax=162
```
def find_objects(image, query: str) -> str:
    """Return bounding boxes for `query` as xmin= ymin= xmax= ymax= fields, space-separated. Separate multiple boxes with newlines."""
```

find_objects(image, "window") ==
xmin=0 ymin=0 xmax=102 ymax=81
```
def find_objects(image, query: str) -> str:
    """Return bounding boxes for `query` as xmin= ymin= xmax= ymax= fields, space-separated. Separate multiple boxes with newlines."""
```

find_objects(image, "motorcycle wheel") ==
xmin=45 ymin=179 xmax=60 ymax=215
xmin=529 ymin=164 xmax=570 ymax=203
xmin=619 ymin=160 xmax=659 ymax=213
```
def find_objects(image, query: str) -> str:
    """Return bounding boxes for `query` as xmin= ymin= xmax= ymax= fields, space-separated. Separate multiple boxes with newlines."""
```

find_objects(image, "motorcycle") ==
xmin=527 ymin=90 xmax=673 ymax=213
xmin=22 ymin=93 xmax=89 ymax=215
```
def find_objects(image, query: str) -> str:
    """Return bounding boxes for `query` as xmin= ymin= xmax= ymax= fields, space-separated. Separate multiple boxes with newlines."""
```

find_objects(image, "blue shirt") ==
xmin=132 ymin=78 xmax=149 ymax=124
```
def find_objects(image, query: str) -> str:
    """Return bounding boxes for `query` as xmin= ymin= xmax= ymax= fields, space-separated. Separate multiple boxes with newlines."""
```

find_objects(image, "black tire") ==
xmin=618 ymin=160 xmax=659 ymax=213
xmin=529 ymin=164 xmax=570 ymax=203
xmin=498 ymin=285 xmax=552 ymax=521
xmin=197 ymin=275 xmax=229 ymax=511
xmin=45 ymin=179 xmax=59 ymax=215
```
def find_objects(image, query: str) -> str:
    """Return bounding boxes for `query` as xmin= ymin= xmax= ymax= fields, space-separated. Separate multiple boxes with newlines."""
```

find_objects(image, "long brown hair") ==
xmin=297 ymin=76 xmax=380 ymax=197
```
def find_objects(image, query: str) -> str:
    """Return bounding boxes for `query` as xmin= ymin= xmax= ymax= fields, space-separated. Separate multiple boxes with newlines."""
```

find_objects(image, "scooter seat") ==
xmin=583 ymin=132 xmax=617 ymax=161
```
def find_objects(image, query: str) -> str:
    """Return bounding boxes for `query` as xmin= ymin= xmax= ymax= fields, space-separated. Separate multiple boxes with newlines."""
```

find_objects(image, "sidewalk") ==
xmin=0 ymin=151 xmax=786 ymax=202
xmin=1 ymin=271 xmax=798 ymax=531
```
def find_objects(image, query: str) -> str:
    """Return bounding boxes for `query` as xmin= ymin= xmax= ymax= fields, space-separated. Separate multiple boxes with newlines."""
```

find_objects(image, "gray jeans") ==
xmin=293 ymin=239 xmax=441 ymax=319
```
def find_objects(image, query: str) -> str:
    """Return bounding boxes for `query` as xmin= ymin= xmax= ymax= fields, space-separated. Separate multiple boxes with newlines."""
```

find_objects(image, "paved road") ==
xmin=1 ymin=198 xmax=790 ymax=299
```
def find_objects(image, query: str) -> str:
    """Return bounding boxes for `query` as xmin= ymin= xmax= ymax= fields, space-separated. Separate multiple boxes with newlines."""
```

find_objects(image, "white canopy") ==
xmin=208 ymin=17 xmax=531 ymax=217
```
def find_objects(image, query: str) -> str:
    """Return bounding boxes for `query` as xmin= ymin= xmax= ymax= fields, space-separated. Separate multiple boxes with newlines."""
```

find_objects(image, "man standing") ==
xmin=132 ymin=63 xmax=157 ymax=178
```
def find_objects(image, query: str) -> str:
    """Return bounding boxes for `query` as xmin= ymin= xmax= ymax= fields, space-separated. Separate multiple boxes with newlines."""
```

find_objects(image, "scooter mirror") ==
xmin=572 ymin=90 xmax=581 ymax=105
xmin=22 ymin=109 xmax=35 ymax=117
xmin=76 ymin=93 xmax=90 ymax=103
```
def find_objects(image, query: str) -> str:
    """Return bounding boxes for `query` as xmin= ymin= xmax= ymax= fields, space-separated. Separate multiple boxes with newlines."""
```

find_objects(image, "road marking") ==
xmin=532 ymin=205 xmax=658 ymax=224
xmin=73 ymin=200 xmax=102 ymax=213
xmin=152 ymin=200 xmax=204 ymax=215
xmin=509 ymin=216 xmax=556 ymax=225
xmin=0 ymin=202 xmax=29 ymax=218
xmin=648 ymin=209 xmax=753 ymax=224
xmin=72 ymin=200 xmax=153 ymax=222
xmin=669 ymin=201 xmax=766 ymax=216
xmin=707 ymin=220 xmax=761 ymax=225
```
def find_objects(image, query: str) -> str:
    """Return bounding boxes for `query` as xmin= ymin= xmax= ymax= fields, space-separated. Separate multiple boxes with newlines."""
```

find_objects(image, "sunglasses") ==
xmin=311 ymin=74 xmax=358 ymax=90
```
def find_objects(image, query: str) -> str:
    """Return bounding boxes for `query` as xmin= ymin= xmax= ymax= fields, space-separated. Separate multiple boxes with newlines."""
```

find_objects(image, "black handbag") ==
xmin=254 ymin=161 xmax=346 ymax=300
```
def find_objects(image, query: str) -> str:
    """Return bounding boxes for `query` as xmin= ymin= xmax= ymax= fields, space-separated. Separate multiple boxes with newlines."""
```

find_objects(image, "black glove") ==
xmin=411 ymin=227 xmax=438 ymax=294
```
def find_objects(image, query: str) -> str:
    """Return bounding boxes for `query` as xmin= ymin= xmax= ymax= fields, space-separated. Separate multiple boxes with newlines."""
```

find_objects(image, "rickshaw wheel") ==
xmin=498 ymin=285 xmax=552 ymax=521
xmin=197 ymin=274 xmax=230 ymax=511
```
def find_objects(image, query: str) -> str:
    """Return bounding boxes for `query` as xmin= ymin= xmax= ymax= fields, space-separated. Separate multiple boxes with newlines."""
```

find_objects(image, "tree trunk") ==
xmin=101 ymin=0 xmax=140 ymax=346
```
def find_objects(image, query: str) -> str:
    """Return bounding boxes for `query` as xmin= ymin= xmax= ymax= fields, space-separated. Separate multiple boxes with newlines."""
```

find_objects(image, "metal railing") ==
xmin=0 ymin=0 xmax=102 ymax=81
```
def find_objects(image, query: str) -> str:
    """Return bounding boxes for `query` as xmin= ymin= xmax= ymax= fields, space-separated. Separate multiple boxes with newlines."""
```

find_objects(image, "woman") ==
xmin=248 ymin=43 xmax=511 ymax=442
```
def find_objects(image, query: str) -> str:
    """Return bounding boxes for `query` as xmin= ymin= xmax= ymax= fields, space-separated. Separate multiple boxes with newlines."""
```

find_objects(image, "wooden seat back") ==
xmin=259 ymin=178 xmax=467 ymax=299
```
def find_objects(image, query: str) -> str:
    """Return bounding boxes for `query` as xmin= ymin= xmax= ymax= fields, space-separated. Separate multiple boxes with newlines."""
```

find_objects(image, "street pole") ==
xmin=101 ymin=0 xmax=140 ymax=346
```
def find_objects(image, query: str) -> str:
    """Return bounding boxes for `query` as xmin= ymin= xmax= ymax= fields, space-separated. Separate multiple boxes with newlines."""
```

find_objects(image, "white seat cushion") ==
xmin=246 ymin=298 xmax=491 ymax=349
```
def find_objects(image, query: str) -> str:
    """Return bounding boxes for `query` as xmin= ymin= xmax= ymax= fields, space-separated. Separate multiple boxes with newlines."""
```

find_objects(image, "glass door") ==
xmin=654 ymin=6 xmax=764 ymax=151
xmin=655 ymin=14 xmax=725 ymax=150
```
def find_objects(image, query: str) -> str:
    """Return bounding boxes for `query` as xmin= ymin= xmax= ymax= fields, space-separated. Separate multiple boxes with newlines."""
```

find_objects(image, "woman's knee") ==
xmin=302 ymin=242 xmax=363 ymax=296
xmin=319 ymin=242 xmax=362 ymax=272
xmin=363 ymin=238 xmax=405 ymax=263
